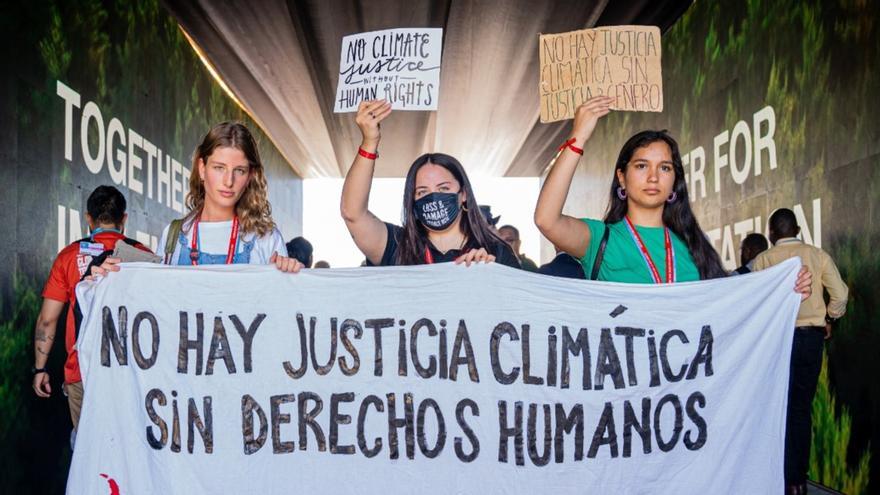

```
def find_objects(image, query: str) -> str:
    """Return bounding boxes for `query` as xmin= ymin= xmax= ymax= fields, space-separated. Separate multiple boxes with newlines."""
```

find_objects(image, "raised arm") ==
xmin=340 ymin=100 xmax=393 ymax=265
xmin=534 ymin=96 xmax=613 ymax=259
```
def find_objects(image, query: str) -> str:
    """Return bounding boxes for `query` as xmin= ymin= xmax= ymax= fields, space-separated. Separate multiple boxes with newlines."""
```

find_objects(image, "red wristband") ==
xmin=558 ymin=138 xmax=584 ymax=156
xmin=358 ymin=147 xmax=378 ymax=160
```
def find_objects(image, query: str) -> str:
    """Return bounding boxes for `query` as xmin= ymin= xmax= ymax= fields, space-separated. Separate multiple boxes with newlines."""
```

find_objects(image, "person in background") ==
xmin=752 ymin=208 xmax=848 ymax=495
xmin=479 ymin=205 xmax=501 ymax=234
xmin=498 ymin=224 xmax=539 ymax=272
xmin=286 ymin=236 xmax=314 ymax=268
xmin=33 ymin=185 xmax=152 ymax=437
xmin=538 ymin=246 xmax=585 ymax=279
xmin=731 ymin=232 xmax=769 ymax=275
xmin=314 ymin=260 xmax=331 ymax=269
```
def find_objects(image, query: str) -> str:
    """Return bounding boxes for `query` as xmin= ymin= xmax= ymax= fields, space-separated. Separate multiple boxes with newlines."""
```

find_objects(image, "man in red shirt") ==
xmin=32 ymin=185 xmax=152 ymax=432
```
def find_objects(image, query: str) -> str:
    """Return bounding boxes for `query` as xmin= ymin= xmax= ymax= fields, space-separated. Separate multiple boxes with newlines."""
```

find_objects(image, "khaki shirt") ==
xmin=753 ymin=237 xmax=848 ymax=327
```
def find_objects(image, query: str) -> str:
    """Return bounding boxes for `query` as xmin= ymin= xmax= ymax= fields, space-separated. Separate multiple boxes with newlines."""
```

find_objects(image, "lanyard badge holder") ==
xmin=189 ymin=216 xmax=240 ymax=265
xmin=623 ymin=216 xmax=676 ymax=284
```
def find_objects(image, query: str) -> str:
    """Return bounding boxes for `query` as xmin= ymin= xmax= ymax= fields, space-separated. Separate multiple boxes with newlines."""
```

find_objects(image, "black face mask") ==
xmin=413 ymin=192 xmax=461 ymax=231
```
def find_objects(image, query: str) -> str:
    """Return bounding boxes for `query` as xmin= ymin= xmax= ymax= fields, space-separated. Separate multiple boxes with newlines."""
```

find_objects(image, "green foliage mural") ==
xmin=0 ymin=279 xmax=43 ymax=491
xmin=811 ymin=351 xmax=870 ymax=493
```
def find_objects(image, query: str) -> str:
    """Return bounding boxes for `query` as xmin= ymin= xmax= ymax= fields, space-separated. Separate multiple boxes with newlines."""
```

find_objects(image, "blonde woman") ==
xmin=156 ymin=122 xmax=299 ymax=271
xmin=93 ymin=122 xmax=301 ymax=275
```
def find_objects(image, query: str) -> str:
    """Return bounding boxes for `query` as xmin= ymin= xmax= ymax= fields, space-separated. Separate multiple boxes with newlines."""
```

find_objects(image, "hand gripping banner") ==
xmin=68 ymin=259 xmax=801 ymax=494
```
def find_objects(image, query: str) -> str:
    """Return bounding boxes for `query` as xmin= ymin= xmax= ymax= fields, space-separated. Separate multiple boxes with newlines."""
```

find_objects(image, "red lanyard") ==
xmin=623 ymin=216 xmax=676 ymax=284
xmin=190 ymin=216 xmax=239 ymax=266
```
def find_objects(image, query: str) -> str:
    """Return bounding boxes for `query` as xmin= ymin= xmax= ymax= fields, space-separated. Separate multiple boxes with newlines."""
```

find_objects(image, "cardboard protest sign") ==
xmin=539 ymin=25 xmax=663 ymax=123
xmin=68 ymin=260 xmax=799 ymax=494
xmin=334 ymin=28 xmax=442 ymax=113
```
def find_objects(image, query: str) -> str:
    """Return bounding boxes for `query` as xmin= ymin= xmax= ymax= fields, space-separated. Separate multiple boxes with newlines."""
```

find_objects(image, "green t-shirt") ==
xmin=579 ymin=218 xmax=700 ymax=283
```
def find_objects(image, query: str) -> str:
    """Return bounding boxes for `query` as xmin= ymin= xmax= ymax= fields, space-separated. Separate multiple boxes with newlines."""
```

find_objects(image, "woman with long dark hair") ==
xmin=535 ymin=97 xmax=810 ymax=291
xmin=341 ymin=100 xmax=520 ymax=268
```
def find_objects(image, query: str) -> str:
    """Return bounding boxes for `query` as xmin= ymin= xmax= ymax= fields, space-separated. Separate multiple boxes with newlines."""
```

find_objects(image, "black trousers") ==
xmin=784 ymin=326 xmax=825 ymax=485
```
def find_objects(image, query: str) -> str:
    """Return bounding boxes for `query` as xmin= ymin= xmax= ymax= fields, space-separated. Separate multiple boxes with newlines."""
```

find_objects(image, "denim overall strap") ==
xmin=232 ymin=236 xmax=255 ymax=264
xmin=175 ymin=231 xmax=255 ymax=265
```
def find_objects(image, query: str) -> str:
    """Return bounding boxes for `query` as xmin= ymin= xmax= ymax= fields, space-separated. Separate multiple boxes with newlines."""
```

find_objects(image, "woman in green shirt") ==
xmin=535 ymin=97 xmax=810 ymax=292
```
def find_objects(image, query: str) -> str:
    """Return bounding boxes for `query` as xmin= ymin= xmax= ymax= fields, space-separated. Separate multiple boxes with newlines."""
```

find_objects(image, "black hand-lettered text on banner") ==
xmin=69 ymin=261 xmax=800 ymax=494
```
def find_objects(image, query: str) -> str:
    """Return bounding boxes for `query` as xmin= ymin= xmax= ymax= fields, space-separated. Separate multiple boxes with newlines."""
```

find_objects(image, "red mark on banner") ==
xmin=99 ymin=473 xmax=121 ymax=495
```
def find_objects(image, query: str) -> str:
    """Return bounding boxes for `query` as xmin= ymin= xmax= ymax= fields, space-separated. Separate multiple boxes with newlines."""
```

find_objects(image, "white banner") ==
xmin=334 ymin=28 xmax=442 ymax=112
xmin=68 ymin=259 xmax=800 ymax=494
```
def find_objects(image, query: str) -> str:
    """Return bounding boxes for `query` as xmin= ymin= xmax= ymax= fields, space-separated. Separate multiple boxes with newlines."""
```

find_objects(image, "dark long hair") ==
xmin=396 ymin=153 xmax=506 ymax=265
xmin=605 ymin=130 xmax=726 ymax=279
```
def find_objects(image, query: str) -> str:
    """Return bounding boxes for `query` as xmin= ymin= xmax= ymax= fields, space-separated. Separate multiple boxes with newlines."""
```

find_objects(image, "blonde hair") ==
xmin=186 ymin=122 xmax=275 ymax=236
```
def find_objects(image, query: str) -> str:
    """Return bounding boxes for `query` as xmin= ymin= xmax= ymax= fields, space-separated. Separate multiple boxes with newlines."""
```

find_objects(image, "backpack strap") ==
xmin=73 ymin=297 xmax=84 ymax=341
xmin=590 ymin=222 xmax=611 ymax=281
xmin=79 ymin=235 xmax=146 ymax=281
xmin=163 ymin=219 xmax=184 ymax=264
